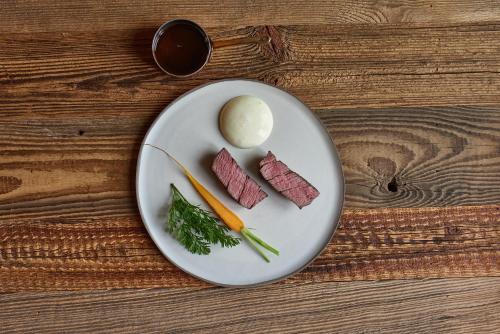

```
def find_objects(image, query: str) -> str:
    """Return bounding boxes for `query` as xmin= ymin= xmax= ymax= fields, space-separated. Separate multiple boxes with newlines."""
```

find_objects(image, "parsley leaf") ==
xmin=167 ymin=184 xmax=240 ymax=255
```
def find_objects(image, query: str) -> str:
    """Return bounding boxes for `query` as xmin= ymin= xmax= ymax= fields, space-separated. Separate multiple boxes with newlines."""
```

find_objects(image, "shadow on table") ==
xmin=131 ymin=28 xmax=158 ymax=68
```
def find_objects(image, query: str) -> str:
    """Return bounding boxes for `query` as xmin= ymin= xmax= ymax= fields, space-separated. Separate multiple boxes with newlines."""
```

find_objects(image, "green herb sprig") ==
xmin=167 ymin=184 xmax=240 ymax=255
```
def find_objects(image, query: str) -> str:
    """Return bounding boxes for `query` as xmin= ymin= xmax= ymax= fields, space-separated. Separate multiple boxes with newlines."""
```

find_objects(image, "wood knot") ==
xmin=0 ymin=176 xmax=22 ymax=195
xmin=367 ymin=157 xmax=401 ymax=192
xmin=445 ymin=226 xmax=462 ymax=237
xmin=387 ymin=177 xmax=398 ymax=192
xmin=257 ymin=25 xmax=291 ymax=63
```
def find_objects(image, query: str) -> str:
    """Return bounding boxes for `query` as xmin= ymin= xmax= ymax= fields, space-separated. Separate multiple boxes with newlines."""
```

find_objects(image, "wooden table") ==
xmin=1 ymin=1 xmax=499 ymax=332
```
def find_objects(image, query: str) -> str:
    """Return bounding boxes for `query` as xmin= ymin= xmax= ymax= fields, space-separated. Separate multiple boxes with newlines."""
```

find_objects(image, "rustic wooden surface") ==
xmin=2 ymin=278 xmax=499 ymax=333
xmin=1 ymin=0 xmax=499 ymax=333
xmin=1 ymin=205 xmax=498 ymax=291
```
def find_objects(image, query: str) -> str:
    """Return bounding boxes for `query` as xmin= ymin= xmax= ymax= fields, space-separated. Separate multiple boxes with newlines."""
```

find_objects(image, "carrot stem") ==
xmin=242 ymin=228 xmax=279 ymax=256
xmin=241 ymin=231 xmax=270 ymax=263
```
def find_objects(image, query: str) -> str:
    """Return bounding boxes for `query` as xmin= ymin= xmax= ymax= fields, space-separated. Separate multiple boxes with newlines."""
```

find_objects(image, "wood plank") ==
xmin=325 ymin=106 xmax=500 ymax=207
xmin=1 ymin=278 xmax=499 ymax=333
xmin=2 ymin=1 xmax=499 ymax=34
xmin=1 ymin=106 xmax=499 ymax=220
xmin=0 ymin=206 xmax=497 ymax=291
xmin=1 ymin=24 xmax=499 ymax=112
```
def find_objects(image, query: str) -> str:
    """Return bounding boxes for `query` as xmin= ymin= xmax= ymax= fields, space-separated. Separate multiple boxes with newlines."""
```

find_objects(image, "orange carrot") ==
xmin=145 ymin=144 xmax=279 ymax=261
xmin=184 ymin=173 xmax=244 ymax=232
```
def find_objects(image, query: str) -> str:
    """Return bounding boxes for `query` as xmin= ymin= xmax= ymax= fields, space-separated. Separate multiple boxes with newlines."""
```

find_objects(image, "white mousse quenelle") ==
xmin=219 ymin=95 xmax=273 ymax=148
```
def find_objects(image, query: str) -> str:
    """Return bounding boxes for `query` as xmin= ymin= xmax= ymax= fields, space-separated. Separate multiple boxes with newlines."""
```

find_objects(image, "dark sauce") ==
xmin=154 ymin=22 xmax=210 ymax=76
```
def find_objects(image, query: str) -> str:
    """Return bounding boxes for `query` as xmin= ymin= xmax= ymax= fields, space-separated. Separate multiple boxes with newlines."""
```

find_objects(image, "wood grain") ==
xmin=1 ymin=23 xmax=499 ymax=113
xmin=1 ymin=277 xmax=499 ymax=333
xmin=2 ymin=1 xmax=500 ymax=34
xmin=1 ymin=1 xmax=499 ymax=332
xmin=1 ymin=106 xmax=499 ymax=222
xmin=324 ymin=106 xmax=500 ymax=207
xmin=0 ymin=205 xmax=497 ymax=292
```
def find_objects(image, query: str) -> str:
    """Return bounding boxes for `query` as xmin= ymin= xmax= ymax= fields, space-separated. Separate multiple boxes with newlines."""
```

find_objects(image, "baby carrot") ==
xmin=145 ymin=144 xmax=279 ymax=262
xmin=185 ymin=172 xmax=244 ymax=232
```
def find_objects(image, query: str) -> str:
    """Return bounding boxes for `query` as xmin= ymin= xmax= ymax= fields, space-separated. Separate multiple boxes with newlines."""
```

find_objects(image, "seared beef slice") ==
xmin=212 ymin=148 xmax=268 ymax=209
xmin=259 ymin=151 xmax=319 ymax=208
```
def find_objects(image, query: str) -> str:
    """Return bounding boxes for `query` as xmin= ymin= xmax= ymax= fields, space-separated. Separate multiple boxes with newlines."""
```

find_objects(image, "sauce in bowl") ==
xmin=153 ymin=21 xmax=211 ymax=76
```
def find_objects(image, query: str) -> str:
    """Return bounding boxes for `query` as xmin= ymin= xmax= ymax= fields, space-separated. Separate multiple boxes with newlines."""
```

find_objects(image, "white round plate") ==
xmin=136 ymin=79 xmax=344 ymax=287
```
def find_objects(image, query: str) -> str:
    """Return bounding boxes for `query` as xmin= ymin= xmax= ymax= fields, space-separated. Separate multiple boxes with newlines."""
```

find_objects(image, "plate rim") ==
xmin=136 ymin=78 xmax=345 ymax=287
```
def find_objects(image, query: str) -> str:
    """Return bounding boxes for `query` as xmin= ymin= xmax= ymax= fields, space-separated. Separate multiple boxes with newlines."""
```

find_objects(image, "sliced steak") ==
xmin=212 ymin=148 xmax=268 ymax=209
xmin=259 ymin=151 xmax=319 ymax=208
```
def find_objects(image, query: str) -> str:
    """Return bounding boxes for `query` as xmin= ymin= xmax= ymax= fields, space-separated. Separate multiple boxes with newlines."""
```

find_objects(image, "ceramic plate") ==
xmin=136 ymin=79 xmax=344 ymax=286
